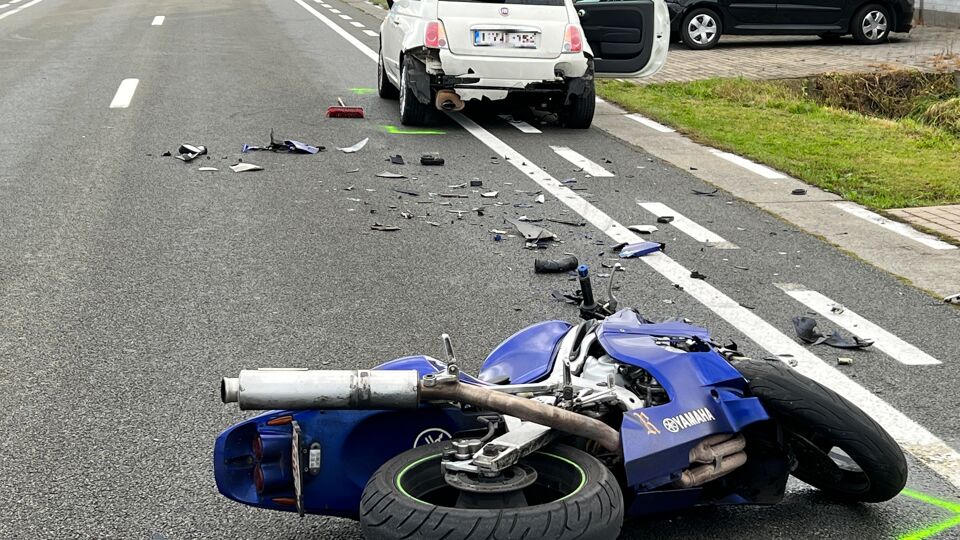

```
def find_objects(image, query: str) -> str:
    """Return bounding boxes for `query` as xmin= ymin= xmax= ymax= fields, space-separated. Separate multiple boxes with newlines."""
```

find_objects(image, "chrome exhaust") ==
xmin=221 ymin=369 xmax=421 ymax=410
xmin=435 ymin=89 xmax=465 ymax=112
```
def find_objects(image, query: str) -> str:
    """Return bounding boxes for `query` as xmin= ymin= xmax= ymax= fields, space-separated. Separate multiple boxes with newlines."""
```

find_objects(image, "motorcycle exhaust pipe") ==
xmin=221 ymin=369 xmax=421 ymax=410
xmin=435 ymin=89 xmax=465 ymax=112
xmin=674 ymin=433 xmax=748 ymax=488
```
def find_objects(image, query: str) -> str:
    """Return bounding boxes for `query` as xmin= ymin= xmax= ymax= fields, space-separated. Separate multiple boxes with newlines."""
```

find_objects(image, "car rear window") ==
xmin=439 ymin=0 xmax=565 ymax=6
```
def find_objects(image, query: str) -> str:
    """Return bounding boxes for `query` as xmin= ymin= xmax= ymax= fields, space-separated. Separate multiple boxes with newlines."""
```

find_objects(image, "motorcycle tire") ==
xmin=359 ymin=442 xmax=623 ymax=540
xmin=733 ymin=359 xmax=907 ymax=503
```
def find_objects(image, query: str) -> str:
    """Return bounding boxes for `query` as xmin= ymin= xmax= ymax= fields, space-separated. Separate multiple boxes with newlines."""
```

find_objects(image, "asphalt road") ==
xmin=1 ymin=0 xmax=959 ymax=538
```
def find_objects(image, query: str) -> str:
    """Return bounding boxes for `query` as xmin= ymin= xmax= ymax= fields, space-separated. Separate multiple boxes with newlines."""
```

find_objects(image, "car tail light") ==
xmin=251 ymin=434 xmax=263 ymax=461
xmin=563 ymin=24 xmax=583 ymax=53
xmin=253 ymin=464 xmax=265 ymax=494
xmin=425 ymin=21 xmax=448 ymax=49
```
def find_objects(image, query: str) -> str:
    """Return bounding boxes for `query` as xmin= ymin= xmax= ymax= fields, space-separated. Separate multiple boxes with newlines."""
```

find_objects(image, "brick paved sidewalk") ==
xmin=889 ymin=205 xmax=960 ymax=243
xmin=636 ymin=26 xmax=960 ymax=84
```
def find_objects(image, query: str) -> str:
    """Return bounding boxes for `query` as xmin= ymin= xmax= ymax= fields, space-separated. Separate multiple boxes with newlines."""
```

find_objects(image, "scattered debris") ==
xmin=830 ymin=304 xmax=845 ymax=315
xmin=327 ymin=97 xmax=365 ymax=118
xmin=837 ymin=357 xmax=853 ymax=366
xmin=481 ymin=191 xmax=499 ymax=198
xmin=198 ymin=167 xmax=218 ymax=172
xmin=346 ymin=168 xmax=360 ymax=173
xmin=390 ymin=155 xmax=405 ymax=165
xmin=551 ymin=290 xmax=582 ymax=305
xmin=514 ymin=203 xmax=533 ymax=208
xmin=229 ymin=162 xmax=263 ymax=173
xmin=547 ymin=217 xmax=586 ymax=227
xmin=420 ymin=154 xmax=444 ymax=166
xmin=944 ymin=293 xmax=960 ymax=304
xmin=161 ymin=151 xmax=172 ymax=157
xmin=733 ymin=265 xmax=749 ymax=271
xmin=338 ymin=138 xmax=369 ymax=153
xmin=619 ymin=241 xmax=663 ymax=258
xmin=439 ymin=193 xmax=468 ymax=198
xmin=243 ymin=130 xmax=322 ymax=154
xmin=692 ymin=188 xmax=718 ymax=196
xmin=791 ymin=188 xmax=807 ymax=196
xmin=376 ymin=171 xmax=406 ymax=179
xmin=448 ymin=183 xmax=467 ymax=189
xmin=506 ymin=218 xmax=556 ymax=243
xmin=370 ymin=223 xmax=400 ymax=232
xmin=535 ymin=194 xmax=545 ymax=204
xmin=470 ymin=179 xmax=482 ymax=187
xmin=534 ymin=255 xmax=579 ymax=274
xmin=690 ymin=270 xmax=707 ymax=280
xmin=657 ymin=216 xmax=674 ymax=224
xmin=627 ymin=225 xmax=658 ymax=234
xmin=176 ymin=144 xmax=207 ymax=162
xmin=792 ymin=316 xmax=874 ymax=349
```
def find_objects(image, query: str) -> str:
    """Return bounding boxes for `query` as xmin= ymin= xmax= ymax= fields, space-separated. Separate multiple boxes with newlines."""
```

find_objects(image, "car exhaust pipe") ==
xmin=435 ymin=89 xmax=464 ymax=112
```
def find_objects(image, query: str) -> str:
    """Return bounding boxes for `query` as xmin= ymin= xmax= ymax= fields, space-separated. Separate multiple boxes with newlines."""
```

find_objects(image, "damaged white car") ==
xmin=378 ymin=0 xmax=669 ymax=128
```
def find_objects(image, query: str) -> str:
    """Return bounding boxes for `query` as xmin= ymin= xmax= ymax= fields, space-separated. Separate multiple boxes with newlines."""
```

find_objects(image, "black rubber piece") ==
xmin=560 ymin=79 xmax=596 ymax=129
xmin=534 ymin=255 xmax=579 ymax=274
xmin=399 ymin=56 xmax=432 ymax=126
xmin=359 ymin=442 xmax=623 ymax=540
xmin=732 ymin=359 xmax=908 ymax=503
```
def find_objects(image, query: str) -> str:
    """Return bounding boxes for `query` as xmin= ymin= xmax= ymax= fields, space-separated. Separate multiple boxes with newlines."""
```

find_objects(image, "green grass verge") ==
xmin=597 ymin=78 xmax=960 ymax=210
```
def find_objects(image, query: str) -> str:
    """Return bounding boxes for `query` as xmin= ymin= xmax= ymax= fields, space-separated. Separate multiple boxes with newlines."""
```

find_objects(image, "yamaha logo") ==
xmin=499 ymin=7 xmax=509 ymax=16
xmin=413 ymin=428 xmax=451 ymax=447
xmin=662 ymin=407 xmax=716 ymax=433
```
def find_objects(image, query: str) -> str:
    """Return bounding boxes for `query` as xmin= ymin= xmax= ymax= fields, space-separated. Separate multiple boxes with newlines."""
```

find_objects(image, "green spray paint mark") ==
xmin=350 ymin=87 xmax=376 ymax=95
xmin=383 ymin=125 xmax=446 ymax=135
xmin=898 ymin=488 xmax=960 ymax=540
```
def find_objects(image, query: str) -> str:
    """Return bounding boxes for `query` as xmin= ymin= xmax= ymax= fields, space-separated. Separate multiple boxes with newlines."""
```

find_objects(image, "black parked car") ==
xmin=666 ymin=0 xmax=913 ymax=49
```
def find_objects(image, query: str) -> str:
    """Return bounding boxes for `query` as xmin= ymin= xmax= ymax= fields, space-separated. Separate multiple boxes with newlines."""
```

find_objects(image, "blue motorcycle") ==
xmin=215 ymin=266 xmax=907 ymax=539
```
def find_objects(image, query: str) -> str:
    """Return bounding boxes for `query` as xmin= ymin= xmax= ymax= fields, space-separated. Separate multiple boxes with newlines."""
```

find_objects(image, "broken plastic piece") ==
xmin=547 ymin=217 xmax=586 ymax=227
xmin=944 ymin=293 xmax=960 ymax=304
xmin=506 ymin=218 xmax=556 ymax=243
xmin=837 ymin=357 xmax=853 ymax=365
xmin=619 ymin=241 xmax=663 ymax=258
xmin=534 ymin=255 xmax=579 ymax=274
xmin=338 ymin=138 xmax=369 ymax=153
xmin=371 ymin=223 xmax=400 ymax=232
xmin=376 ymin=171 xmax=406 ymax=179
xmin=230 ymin=162 xmax=263 ymax=173
xmin=627 ymin=225 xmax=658 ymax=234
xmin=470 ymin=179 xmax=482 ymax=187
xmin=161 ymin=151 xmax=172 ymax=157
xmin=792 ymin=316 xmax=874 ymax=349
xmin=390 ymin=155 xmax=405 ymax=165
xmin=535 ymin=194 xmax=545 ymax=204
xmin=198 ymin=167 xmax=218 ymax=172
xmin=421 ymin=155 xmax=444 ymax=166
xmin=657 ymin=216 xmax=674 ymax=224
xmin=481 ymin=191 xmax=499 ymax=198
xmin=176 ymin=144 xmax=207 ymax=162
xmin=690 ymin=270 xmax=706 ymax=280
xmin=286 ymin=140 xmax=321 ymax=154
xmin=692 ymin=188 xmax=718 ymax=196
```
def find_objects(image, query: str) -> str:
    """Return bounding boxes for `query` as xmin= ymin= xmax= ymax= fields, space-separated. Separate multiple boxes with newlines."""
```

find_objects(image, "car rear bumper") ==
xmin=438 ymin=49 xmax=589 ymax=90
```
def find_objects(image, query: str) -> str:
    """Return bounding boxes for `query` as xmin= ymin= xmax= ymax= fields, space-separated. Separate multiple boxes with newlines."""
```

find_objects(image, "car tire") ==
xmin=732 ymin=359 xmax=908 ymax=503
xmin=399 ymin=56 xmax=432 ymax=126
xmin=851 ymin=4 xmax=891 ymax=45
xmin=378 ymin=48 xmax=399 ymax=100
xmin=681 ymin=8 xmax=722 ymax=50
xmin=560 ymin=79 xmax=595 ymax=129
xmin=359 ymin=442 xmax=623 ymax=540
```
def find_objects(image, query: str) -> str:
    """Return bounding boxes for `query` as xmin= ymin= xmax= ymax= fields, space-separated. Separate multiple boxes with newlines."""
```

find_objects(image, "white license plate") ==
xmin=473 ymin=30 xmax=537 ymax=49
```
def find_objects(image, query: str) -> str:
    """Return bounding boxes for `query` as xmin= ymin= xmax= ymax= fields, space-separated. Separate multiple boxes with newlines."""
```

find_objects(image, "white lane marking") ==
xmin=626 ymin=113 xmax=674 ymax=133
xmin=549 ymin=146 xmax=614 ymax=177
xmin=833 ymin=202 xmax=957 ymax=251
xmin=710 ymin=149 xmax=786 ymax=179
xmin=0 ymin=0 xmax=43 ymax=21
xmin=151 ymin=15 xmax=165 ymax=26
xmin=329 ymin=8 xmax=341 ymax=13
xmin=109 ymin=79 xmax=139 ymax=109
xmin=293 ymin=0 xmax=377 ymax=62
xmin=338 ymin=13 xmax=352 ymax=19
xmin=362 ymin=29 xmax=378 ymax=37
xmin=319 ymin=2 xmax=331 ymax=5
xmin=349 ymin=21 xmax=364 ymax=27
xmin=498 ymin=114 xmax=542 ymax=134
xmin=291 ymin=0 xmax=960 ymax=491
xmin=637 ymin=201 xmax=737 ymax=249
xmin=776 ymin=283 xmax=941 ymax=365
xmin=0 ymin=4 xmax=10 ymax=8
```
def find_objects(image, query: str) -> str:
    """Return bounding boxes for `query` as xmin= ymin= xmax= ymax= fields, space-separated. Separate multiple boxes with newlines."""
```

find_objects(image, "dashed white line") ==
xmin=349 ymin=21 xmax=364 ymax=27
xmin=0 ymin=4 xmax=10 ymax=8
xmin=625 ymin=113 xmax=674 ymax=133
xmin=833 ymin=202 xmax=957 ymax=251
xmin=328 ymin=8 xmax=341 ymax=13
xmin=151 ymin=15 xmax=165 ymax=26
xmin=498 ymin=114 xmax=542 ymax=134
xmin=776 ymin=283 xmax=941 ymax=365
xmin=549 ymin=146 xmax=614 ymax=177
xmin=710 ymin=149 xmax=786 ymax=179
xmin=637 ymin=201 xmax=737 ymax=248
xmin=109 ymin=78 xmax=139 ymax=109
xmin=0 ymin=0 xmax=44 ymax=21
xmin=338 ymin=13 xmax=352 ymax=19
xmin=292 ymin=0 xmax=960 ymax=491
xmin=362 ymin=29 xmax=379 ymax=37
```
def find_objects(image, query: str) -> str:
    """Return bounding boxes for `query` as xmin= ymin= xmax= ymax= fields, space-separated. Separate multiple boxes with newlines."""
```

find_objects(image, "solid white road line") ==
xmin=0 ymin=0 xmax=43 ymax=21
xmin=549 ymin=146 xmax=614 ymax=177
xmin=349 ymin=21 xmax=364 ymax=27
xmin=291 ymin=0 xmax=960 ymax=491
xmin=293 ymin=0 xmax=377 ymax=62
xmin=338 ymin=13 xmax=352 ymax=19
xmin=776 ymin=283 xmax=941 ymax=365
xmin=362 ymin=29 xmax=379 ymax=37
xmin=151 ymin=15 xmax=165 ymax=26
xmin=833 ymin=201 xmax=957 ymax=251
xmin=710 ymin=149 xmax=786 ymax=179
xmin=637 ymin=201 xmax=737 ymax=249
xmin=0 ymin=4 xmax=10 ymax=9
xmin=498 ymin=114 xmax=542 ymax=134
xmin=109 ymin=79 xmax=139 ymax=109
xmin=626 ymin=113 xmax=674 ymax=133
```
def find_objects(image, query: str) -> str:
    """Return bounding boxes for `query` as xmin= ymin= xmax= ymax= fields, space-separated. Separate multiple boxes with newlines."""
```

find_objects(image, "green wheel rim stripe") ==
xmin=394 ymin=451 xmax=588 ymax=506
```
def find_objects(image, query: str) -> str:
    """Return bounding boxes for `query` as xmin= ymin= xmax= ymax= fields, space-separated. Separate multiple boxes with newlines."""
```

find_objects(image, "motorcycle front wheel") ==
xmin=359 ymin=442 xmax=623 ymax=540
xmin=733 ymin=359 xmax=908 ymax=503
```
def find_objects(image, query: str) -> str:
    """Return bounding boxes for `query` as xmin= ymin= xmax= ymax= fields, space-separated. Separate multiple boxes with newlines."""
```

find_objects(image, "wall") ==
xmin=917 ymin=0 xmax=960 ymax=28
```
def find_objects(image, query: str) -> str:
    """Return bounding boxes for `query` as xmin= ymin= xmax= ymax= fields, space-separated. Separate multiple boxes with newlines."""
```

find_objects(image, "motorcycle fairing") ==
xmin=478 ymin=320 xmax=572 ymax=384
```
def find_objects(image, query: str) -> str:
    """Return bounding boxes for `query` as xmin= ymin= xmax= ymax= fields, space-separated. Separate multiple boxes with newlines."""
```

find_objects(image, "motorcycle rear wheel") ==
xmin=733 ymin=359 xmax=907 ymax=503
xmin=359 ymin=442 xmax=622 ymax=540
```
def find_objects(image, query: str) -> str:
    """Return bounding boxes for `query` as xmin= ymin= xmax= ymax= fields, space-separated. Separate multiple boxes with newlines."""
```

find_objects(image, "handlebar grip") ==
xmin=577 ymin=264 xmax=596 ymax=310
xmin=534 ymin=255 xmax=579 ymax=274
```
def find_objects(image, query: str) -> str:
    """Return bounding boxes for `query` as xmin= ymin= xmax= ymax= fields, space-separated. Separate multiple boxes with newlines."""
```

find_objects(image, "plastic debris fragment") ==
xmin=692 ymin=188 xmax=718 ymax=196
xmin=376 ymin=171 xmax=406 ymax=178
xmin=338 ymin=138 xmax=369 ymax=153
xmin=390 ymin=155 xmax=405 ymax=165
xmin=547 ymin=217 xmax=586 ymax=227
xmin=198 ymin=167 xmax=218 ymax=172
xmin=837 ymin=357 xmax=853 ymax=365
xmin=371 ymin=223 xmax=400 ymax=231
xmin=944 ymin=293 xmax=960 ymax=304
xmin=657 ymin=216 xmax=674 ymax=224
xmin=470 ymin=179 xmax=482 ymax=187
xmin=176 ymin=144 xmax=207 ymax=162
xmin=792 ymin=316 xmax=874 ymax=349
xmin=619 ymin=241 xmax=663 ymax=258
xmin=506 ymin=218 xmax=556 ymax=243
xmin=481 ymin=191 xmax=499 ymax=198
xmin=229 ymin=162 xmax=263 ymax=173
xmin=627 ymin=225 xmax=658 ymax=234
xmin=421 ymin=154 xmax=444 ymax=166
xmin=535 ymin=194 xmax=545 ymax=204
xmin=690 ymin=270 xmax=706 ymax=280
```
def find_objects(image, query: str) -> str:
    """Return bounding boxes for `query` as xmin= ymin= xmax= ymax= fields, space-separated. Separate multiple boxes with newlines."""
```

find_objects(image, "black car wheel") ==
xmin=560 ymin=79 xmax=596 ymax=129
xmin=378 ymin=48 xmax=399 ymax=100
xmin=399 ymin=56 xmax=432 ymax=126
xmin=852 ymin=4 xmax=891 ymax=45
xmin=681 ymin=8 xmax=722 ymax=50
xmin=359 ymin=442 xmax=624 ymax=540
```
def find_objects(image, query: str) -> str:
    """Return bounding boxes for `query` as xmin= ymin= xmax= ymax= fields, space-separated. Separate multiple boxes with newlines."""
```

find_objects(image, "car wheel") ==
xmin=378 ymin=48 xmax=399 ymax=100
xmin=399 ymin=56 xmax=432 ymax=126
xmin=560 ymin=79 xmax=595 ymax=129
xmin=681 ymin=8 xmax=722 ymax=50
xmin=852 ymin=4 xmax=891 ymax=45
